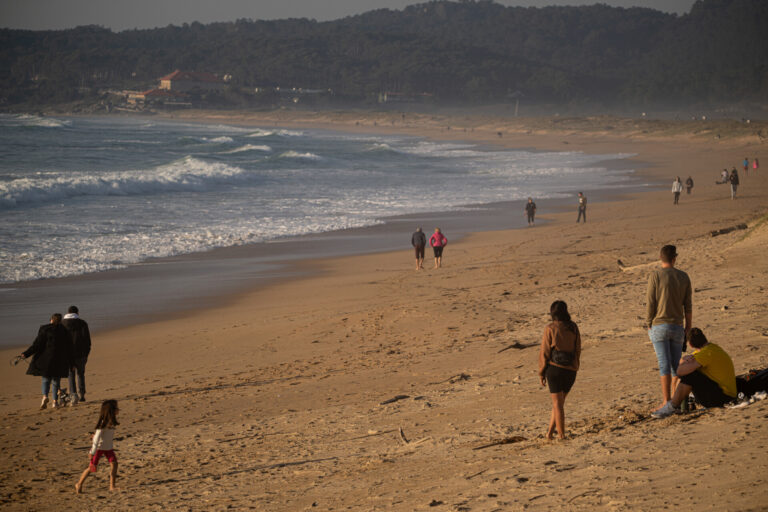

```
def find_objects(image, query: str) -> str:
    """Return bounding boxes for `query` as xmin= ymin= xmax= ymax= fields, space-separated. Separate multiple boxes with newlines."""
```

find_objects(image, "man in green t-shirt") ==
xmin=652 ymin=328 xmax=737 ymax=418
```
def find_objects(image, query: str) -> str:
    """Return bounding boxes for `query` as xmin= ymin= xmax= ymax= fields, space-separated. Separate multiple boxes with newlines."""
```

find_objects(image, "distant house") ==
xmin=127 ymin=88 xmax=188 ymax=106
xmin=158 ymin=70 xmax=226 ymax=92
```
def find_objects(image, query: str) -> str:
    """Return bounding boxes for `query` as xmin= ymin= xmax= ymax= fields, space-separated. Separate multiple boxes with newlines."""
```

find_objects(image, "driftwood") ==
xmin=497 ymin=341 xmax=534 ymax=353
xmin=398 ymin=427 xmax=410 ymax=444
xmin=429 ymin=373 xmax=470 ymax=385
xmin=568 ymin=489 xmax=600 ymax=503
xmin=379 ymin=395 xmax=410 ymax=405
xmin=465 ymin=469 xmax=488 ymax=480
xmin=473 ymin=436 xmax=526 ymax=450
xmin=710 ymin=223 xmax=748 ymax=237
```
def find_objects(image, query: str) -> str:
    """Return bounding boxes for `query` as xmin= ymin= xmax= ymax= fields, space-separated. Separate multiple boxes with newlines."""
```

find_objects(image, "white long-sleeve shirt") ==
xmin=90 ymin=428 xmax=115 ymax=454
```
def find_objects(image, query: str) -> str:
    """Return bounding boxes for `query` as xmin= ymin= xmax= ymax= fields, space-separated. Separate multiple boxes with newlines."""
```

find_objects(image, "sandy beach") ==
xmin=1 ymin=110 xmax=767 ymax=511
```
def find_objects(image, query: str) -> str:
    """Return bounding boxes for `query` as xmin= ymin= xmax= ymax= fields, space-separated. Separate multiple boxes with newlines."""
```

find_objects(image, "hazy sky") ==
xmin=1 ymin=0 xmax=697 ymax=32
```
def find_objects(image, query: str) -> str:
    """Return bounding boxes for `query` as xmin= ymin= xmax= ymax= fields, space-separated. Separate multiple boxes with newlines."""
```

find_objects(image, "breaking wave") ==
xmin=0 ymin=157 xmax=251 ymax=208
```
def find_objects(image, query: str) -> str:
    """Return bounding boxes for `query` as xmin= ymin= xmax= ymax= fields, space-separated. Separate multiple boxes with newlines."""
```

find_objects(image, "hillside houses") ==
xmin=159 ymin=70 xmax=227 ymax=92
xmin=125 ymin=70 xmax=227 ymax=108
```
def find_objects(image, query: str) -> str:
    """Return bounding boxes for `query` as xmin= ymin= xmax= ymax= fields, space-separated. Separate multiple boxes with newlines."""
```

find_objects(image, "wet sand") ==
xmin=0 ymin=112 xmax=766 ymax=511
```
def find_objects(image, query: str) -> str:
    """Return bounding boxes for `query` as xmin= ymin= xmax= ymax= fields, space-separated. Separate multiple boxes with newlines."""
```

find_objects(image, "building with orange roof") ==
xmin=159 ymin=70 xmax=227 ymax=92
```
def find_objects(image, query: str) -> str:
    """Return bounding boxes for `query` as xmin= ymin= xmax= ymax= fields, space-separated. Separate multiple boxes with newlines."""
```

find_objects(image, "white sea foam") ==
xmin=247 ymin=128 xmax=304 ymax=138
xmin=277 ymin=150 xmax=321 ymax=160
xmin=2 ymin=114 xmax=71 ymax=128
xmin=0 ymin=157 xmax=250 ymax=208
xmin=203 ymin=136 xmax=234 ymax=143
xmin=365 ymin=143 xmax=401 ymax=153
xmin=222 ymin=144 xmax=272 ymax=154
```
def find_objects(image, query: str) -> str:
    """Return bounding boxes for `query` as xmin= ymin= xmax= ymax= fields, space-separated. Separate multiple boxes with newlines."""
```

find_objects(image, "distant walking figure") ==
xmin=672 ymin=177 xmax=683 ymax=204
xmin=76 ymin=400 xmax=120 ymax=493
xmin=743 ymin=157 xmax=749 ymax=176
xmin=19 ymin=313 xmax=73 ymax=410
xmin=754 ymin=158 xmax=759 ymax=173
xmin=429 ymin=228 xmax=447 ymax=269
xmin=685 ymin=176 xmax=694 ymax=195
xmin=576 ymin=192 xmax=587 ymax=223
xmin=539 ymin=300 xmax=581 ymax=440
xmin=411 ymin=227 xmax=426 ymax=271
xmin=525 ymin=197 xmax=537 ymax=226
xmin=729 ymin=168 xmax=739 ymax=199
xmin=63 ymin=305 xmax=91 ymax=405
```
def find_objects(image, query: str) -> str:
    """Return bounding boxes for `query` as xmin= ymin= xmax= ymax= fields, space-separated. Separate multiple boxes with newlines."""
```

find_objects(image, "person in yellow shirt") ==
xmin=652 ymin=328 xmax=737 ymax=418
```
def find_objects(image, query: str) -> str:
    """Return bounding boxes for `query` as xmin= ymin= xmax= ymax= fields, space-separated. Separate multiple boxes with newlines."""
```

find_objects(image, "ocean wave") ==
xmin=1 ymin=114 xmax=71 ymax=128
xmin=365 ymin=143 xmax=402 ymax=154
xmin=0 ymin=156 xmax=252 ymax=208
xmin=247 ymin=128 xmax=304 ymax=138
xmin=276 ymin=150 xmax=320 ymax=160
xmin=203 ymin=136 xmax=234 ymax=143
xmin=222 ymin=144 xmax=272 ymax=154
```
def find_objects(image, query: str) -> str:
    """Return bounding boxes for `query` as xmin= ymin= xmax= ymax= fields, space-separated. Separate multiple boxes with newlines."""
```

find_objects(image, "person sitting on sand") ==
xmin=525 ymin=197 xmax=537 ymax=226
xmin=411 ymin=227 xmax=426 ymax=271
xmin=646 ymin=245 xmax=692 ymax=412
xmin=539 ymin=301 xmax=581 ymax=440
xmin=719 ymin=169 xmax=729 ymax=184
xmin=428 ymin=228 xmax=447 ymax=269
xmin=652 ymin=328 xmax=736 ymax=418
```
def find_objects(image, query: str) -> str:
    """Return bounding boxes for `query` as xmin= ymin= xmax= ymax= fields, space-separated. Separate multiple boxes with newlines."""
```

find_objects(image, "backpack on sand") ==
xmin=736 ymin=368 xmax=768 ymax=397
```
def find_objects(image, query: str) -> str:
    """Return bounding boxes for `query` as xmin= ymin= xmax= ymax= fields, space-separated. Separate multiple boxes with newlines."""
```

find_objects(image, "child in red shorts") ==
xmin=75 ymin=399 xmax=119 ymax=493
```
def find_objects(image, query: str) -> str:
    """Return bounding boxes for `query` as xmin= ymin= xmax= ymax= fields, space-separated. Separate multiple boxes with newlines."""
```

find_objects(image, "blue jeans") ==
xmin=68 ymin=357 xmax=87 ymax=399
xmin=649 ymin=324 xmax=685 ymax=376
xmin=41 ymin=376 xmax=61 ymax=399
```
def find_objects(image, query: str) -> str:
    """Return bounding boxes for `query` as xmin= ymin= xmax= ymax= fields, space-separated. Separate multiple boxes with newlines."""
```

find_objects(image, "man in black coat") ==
xmin=63 ymin=305 xmax=91 ymax=404
xmin=20 ymin=313 xmax=73 ymax=409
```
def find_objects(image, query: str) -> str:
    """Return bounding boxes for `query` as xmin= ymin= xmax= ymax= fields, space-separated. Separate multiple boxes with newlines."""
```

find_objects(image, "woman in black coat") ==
xmin=20 ymin=313 xmax=73 ymax=409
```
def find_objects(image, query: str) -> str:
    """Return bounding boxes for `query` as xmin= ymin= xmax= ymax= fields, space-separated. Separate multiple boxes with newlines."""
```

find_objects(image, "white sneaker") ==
xmin=51 ymin=401 xmax=59 ymax=409
xmin=652 ymin=401 xmax=679 ymax=419
xmin=40 ymin=396 xmax=49 ymax=410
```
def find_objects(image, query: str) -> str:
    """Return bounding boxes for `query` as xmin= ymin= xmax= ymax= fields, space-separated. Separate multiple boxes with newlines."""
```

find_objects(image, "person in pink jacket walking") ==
xmin=429 ymin=228 xmax=448 ymax=269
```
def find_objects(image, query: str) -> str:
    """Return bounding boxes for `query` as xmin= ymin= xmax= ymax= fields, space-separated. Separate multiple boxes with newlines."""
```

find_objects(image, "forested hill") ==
xmin=1 ymin=0 xmax=766 ymax=108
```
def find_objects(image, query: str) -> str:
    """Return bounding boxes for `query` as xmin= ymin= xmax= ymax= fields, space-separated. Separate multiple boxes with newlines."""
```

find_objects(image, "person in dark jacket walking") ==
xmin=19 ymin=313 xmax=73 ymax=410
xmin=729 ymin=167 xmax=739 ymax=199
xmin=685 ymin=176 xmax=694 ymax=195
xmin=411 ymin=227 xmax=427 ymax=271
xmin=63 ymin=305 xmax=91 ymax=405
xmin=525 ymin=197 xmax=537 ymax=226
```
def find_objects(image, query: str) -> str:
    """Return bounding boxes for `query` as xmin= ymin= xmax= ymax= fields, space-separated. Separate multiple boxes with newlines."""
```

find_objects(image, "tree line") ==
xmin=1 ymin=0 xmax=766 ymax=108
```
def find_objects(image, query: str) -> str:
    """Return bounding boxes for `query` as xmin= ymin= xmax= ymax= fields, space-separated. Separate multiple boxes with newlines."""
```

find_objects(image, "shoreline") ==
xmin=1 ymin=116 xmax=648 ymax=349
xmin=1 ymin=110 xmax=767 ymax=511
